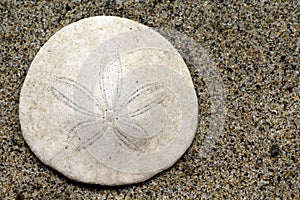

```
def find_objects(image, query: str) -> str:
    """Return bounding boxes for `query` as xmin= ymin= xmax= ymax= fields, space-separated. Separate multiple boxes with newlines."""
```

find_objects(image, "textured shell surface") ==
xmin=19 ymin=16 xmax=198 ymax=185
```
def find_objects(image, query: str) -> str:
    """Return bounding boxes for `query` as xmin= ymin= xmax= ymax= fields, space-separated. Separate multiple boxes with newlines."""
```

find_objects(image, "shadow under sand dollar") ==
xmin=155 ymin=27 xmax=227 ymax=158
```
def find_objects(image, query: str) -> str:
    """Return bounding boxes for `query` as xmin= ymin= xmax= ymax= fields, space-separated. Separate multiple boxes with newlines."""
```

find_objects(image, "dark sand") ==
xmin=1 ymin=1 xmax=299 ymax=199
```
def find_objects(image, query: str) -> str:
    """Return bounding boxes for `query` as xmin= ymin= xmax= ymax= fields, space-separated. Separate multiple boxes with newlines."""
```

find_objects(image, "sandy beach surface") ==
xmin=1 ymin=1 xmax=299 ymax=199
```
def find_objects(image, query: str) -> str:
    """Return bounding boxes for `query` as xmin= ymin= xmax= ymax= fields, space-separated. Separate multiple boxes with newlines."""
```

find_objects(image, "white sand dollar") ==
xmin=19 ymin=16 xmax=198 ymax=185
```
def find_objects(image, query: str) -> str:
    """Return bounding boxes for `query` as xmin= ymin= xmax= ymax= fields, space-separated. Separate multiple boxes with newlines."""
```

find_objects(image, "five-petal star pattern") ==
xmin=50 ymin=61 xmax=172 ymax=152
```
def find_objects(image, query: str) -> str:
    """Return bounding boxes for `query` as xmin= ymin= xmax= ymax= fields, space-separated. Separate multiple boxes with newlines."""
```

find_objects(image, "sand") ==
xmin=1 ymin=1 xmax=299 ymax=199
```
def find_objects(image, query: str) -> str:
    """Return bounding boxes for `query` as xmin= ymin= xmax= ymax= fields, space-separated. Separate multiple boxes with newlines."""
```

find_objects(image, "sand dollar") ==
xmin=19 ymin=16 xmax=198 ymax=185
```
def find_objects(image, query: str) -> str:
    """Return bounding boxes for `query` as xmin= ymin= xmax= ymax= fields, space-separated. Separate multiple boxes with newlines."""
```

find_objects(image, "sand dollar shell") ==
xmin=19 ymin=16 xmax=198 ymax=185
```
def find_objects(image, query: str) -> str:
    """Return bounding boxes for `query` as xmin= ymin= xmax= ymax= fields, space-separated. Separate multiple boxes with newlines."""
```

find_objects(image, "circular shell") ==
xmin=19 ymin=16 xmax=198 ymax=185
